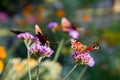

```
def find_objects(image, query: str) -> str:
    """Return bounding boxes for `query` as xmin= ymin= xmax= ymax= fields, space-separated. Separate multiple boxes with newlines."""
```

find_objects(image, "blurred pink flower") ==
xmin=17 ymin=32 xmax=34 ymax=40
xmin=27 ymin=15 xmax=37 ymax=24
xmin=0 ymin=12 xmax=8 ymax=23
xmin=69 ymin=30 xmax=79 ymax=39
xmin=48 ymin=22 xmax=58 ymax=28
xmin=71 ymin=52 xmax=95 ymax=67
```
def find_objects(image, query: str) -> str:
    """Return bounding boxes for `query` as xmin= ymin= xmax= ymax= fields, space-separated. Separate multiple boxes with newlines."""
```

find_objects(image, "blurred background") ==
xmin=0 ymin=0 xmax=120 ymax=80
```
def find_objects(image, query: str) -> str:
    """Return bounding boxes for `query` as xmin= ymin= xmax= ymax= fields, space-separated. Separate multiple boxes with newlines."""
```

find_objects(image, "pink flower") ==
xmin=48 ymin=22 xmax=58 ymax=28
xmin=27 ymin=16 xmax=37 ymax=24
xmin=17 ymin=32 xmax=34 ymax=40
xmin=0 ymin=12 xmax=8 ymax=23
xmin=69 ymin=30 xmax=79 ymax=39
xmin=88 ymin=57 xmax=95 ymax=67
xmin=71 ymin=52 xmax=95 ymax=67
xmin=29 ymin=43 xmax=54 ymax=58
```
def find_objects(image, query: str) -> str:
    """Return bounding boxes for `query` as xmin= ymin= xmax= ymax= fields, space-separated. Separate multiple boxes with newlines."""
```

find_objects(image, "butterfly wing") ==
xmin=61 ymin=17 xmax=71 ymax=32
xmin=35 ymin=24 xmax=48 ymax=46
xmin=86 ymin=39 xmax=100 ymax=51
xmin=36 ymin=33 xmax=47 ymax=45
xmin=10 ymin=30 xmax=24 ymax=35
xmin=35 ymin=24 xmax=42 ymax=34
xmin=70 ymin=39 xmax=84 ymax=51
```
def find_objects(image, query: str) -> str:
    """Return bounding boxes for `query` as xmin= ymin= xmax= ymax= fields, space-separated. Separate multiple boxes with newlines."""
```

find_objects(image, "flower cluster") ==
xmin=71 ymin=52 xmax=95 ymax=67
xmin=17 ymin=32 xmax=34 ymax=40
xmin=29 ymin=43 xmax=54 ymax=58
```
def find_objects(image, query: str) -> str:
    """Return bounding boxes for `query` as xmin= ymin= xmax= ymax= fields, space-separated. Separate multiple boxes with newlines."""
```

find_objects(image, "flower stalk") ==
xmin=24 ymin=40 xmax=32 ymax=80
xmin=36 ymin=57 xmax=42 ymax=80
xmin=76 ymin=66 xmax=88 ymax=80
xmin=63 ymin=64 xmax=78 ymax=80
xmin=53 ymin=39 xmax=64 ymax=62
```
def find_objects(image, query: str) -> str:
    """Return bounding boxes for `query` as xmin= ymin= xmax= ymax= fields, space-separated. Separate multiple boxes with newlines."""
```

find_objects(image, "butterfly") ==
xmin=70 ymin=39 xmax=100 ymax=53
xmin=11 ymin=24 xmax=50 ymax=46
xmin=61 ymin=17 xmax=84 ymax=33
xmin=35 ymin=24 xmax=50 ymax=46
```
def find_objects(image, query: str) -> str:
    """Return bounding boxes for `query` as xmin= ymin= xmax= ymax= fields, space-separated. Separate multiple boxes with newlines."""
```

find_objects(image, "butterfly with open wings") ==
xmin=61 ymin=17 xmax=84 ymax=33
xmin=70 ymin=39 xmax=100 ymax=53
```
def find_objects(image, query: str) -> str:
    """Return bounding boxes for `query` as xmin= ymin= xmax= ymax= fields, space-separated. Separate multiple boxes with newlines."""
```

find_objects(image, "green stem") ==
xmin=24 ymin=40 xmax=32 ymax=80
xmin=63 ymin=64 xmax=78 ymax=80
xmin=76 ymin=66 xmax=88 ymax=80
xmin=53 ymin=39 xmax=64 ymax=62
xmin=36 ymin=57 xmax=42 ymax=80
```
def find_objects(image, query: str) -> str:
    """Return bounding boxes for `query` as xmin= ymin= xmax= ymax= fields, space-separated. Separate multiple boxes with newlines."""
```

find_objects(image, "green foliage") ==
xmin=102 ymin=21 xmax=120 ymax=45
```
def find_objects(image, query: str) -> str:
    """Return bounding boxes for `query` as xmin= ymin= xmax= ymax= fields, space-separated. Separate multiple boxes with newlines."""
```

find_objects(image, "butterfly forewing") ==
xmin=10 ymin=30 xmax=24 ymax=35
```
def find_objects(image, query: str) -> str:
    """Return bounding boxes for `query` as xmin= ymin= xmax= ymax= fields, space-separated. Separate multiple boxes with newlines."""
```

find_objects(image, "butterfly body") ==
xmin=71 ymin=39 xmax=100 ymax=53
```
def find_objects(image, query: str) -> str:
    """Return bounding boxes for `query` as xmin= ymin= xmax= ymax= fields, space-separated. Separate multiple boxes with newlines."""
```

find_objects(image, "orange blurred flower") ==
xmin=37 ymin=16 xmax=45 ymax=23
xmin=22 ymin=4 xmax=34 ymax=17
xmin=0 ymin=46 xmax=7 ymax=59
xmin=22 ymin=4 xmax=34 ymax=13
xmin=38 ymin=5 xmax=45 ymax=12
xmin=13 ymin=18 xmax=26 ymax=26
xmin=82 ymin=15 xmax=91 ymax=22
xmin=12 ymin=58 xmax=37 ymax=72
xmin=0 ymin=60 xmax=4 ymax=73
xmin=55 ymin=9 xmax=65 ymax=17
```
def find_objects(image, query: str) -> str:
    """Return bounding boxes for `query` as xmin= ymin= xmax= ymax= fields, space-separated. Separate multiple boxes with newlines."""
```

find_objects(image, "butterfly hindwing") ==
xmin=36 ymin=32 xmax=47 ymax=45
